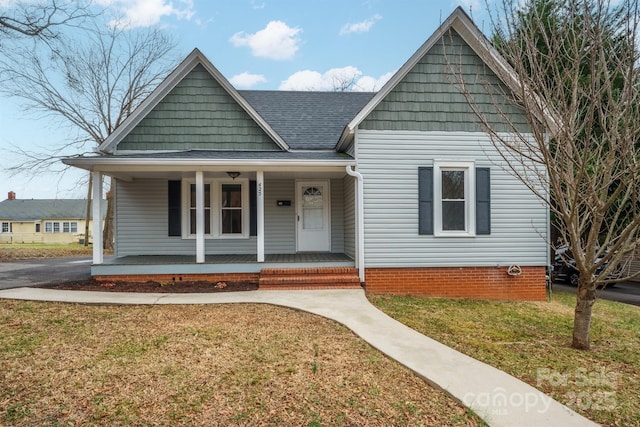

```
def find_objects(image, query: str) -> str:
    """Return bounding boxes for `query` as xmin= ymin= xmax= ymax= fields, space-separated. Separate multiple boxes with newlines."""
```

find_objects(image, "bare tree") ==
xmin=449 ymin=0 xmax=640 ymax=350
xmin=0 ymin=22 xmax=178 ymax=249
xmin=0 ymin=0 xmax=93 ymax=41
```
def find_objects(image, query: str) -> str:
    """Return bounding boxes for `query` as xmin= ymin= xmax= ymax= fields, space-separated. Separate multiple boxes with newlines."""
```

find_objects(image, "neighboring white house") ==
xmin=63 ymin=8 xmax=549 ymax=300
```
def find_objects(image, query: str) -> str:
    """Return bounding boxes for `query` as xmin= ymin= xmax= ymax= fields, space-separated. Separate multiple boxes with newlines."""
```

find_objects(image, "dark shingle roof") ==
xmin=239 ymin=91 xmax=375 ymax=150
xmin=0 ymin=199 xmax=107 ymax=222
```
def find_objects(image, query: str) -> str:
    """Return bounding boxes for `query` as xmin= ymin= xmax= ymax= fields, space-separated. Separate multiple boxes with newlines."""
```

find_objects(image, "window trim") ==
xmin=433 ymin=160 xmax=476 ymax=237
xmin=181 ymin=177 xmax=250 ymax=239
xmin=215 ymin=178 xmax=250 ymax=239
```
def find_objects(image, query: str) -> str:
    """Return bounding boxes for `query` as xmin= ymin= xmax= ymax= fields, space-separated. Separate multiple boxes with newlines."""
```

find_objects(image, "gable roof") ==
xmin=0 ymin=199 xmax=107 ymax=222
xmin=99 ymin=48 xmax=290 ymax=154
xmin=239 ymin=90 xmax=374 ymax=150
xmin=336 ymin=7 xmax=528 ymax=150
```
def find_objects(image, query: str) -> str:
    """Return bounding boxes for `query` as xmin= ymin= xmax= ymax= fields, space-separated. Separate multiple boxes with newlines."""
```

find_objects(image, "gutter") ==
xmin=346 ymin=165 xmax=365 ymax=283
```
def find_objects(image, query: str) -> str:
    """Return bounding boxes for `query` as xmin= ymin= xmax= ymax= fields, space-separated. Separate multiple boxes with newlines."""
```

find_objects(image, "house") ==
xmin=0 ymin=191 xmax=107 ymax=244
xmin=63 ymin=8 xmax=549 ymax=300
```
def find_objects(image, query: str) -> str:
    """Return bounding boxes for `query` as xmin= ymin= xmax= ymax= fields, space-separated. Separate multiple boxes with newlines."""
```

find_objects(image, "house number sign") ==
xmin=258 ymin=182 xmax=263 ymax=197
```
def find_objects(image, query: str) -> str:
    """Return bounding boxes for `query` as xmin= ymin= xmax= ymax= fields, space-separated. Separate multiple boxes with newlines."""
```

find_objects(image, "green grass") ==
xmin=368 ymin=291 xmax=640 ymax=427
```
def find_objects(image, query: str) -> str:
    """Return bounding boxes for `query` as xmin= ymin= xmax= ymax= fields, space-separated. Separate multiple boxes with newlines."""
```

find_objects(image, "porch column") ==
xmin=91 ymin=171 xmax=103 ymax=265
xmin=195 ymin=171 xmax=205 ymax=263
xmin=256 ymin=170 xmax=265 ymax=262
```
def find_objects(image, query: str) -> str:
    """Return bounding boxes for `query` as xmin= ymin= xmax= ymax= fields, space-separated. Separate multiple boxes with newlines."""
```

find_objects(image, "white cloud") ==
xmin=229 ymin=72 xmax=267 ymax=88
xmin=230 ymin=20 xmax=301 ymax=60
xmin=96 ymin=0 xmax=195 ymax=29
xmin=339 ymin=14 xmax=382 ymax=35
xmin=279 ymin=66 xmax=394 ymax=92
xmin=354 ymin=71 xmax=395 ymax=92
xmin=250 ymin=0 xmax=266 ymax=9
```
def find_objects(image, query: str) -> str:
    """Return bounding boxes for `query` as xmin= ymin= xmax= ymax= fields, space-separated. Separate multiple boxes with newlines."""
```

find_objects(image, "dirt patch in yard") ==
xmin=39 ymin=279 xmax=258 ymax=293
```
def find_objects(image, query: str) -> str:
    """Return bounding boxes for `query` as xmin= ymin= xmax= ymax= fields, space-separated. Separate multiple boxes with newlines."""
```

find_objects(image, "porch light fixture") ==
xmin=226 ymin=171 xmax=240 ymax=180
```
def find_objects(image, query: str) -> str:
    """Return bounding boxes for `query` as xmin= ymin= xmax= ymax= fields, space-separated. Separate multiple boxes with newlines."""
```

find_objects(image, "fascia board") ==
xmin=62 ymin=157 xmax=354 ymax=170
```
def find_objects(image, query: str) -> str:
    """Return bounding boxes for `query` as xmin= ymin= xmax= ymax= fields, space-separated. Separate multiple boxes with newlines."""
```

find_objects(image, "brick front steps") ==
xmin=259 ymin=267 xmax=362 ymax=290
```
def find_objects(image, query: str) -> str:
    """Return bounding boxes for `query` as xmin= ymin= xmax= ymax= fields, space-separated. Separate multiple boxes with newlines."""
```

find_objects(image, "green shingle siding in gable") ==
xmin=360 ymin=30 xmax=529 ymax=133
xmin=118 ymin=64 xmax=281 ymax=151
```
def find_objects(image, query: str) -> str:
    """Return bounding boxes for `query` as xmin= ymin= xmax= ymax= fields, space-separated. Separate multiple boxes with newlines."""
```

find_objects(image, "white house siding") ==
xmin=264 ymin=178 xmax=295 ymax=254
xmin=331 ymin=179 xmax=345 ymax=253
xmin=356 ymin=130 xmax=548 ymax=268
xmin=116 ymin=177 xmax=348 ymax=257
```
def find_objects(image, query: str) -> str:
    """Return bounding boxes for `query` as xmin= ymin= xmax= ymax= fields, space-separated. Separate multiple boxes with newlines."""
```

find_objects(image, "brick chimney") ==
xmin=8 ymin=191 xmax=15 ymax=200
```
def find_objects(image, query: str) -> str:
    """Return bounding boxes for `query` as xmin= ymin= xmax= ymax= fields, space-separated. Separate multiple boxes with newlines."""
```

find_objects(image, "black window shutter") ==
xmin=476 ymin=167 xmax=491 ymax=235
xmin=168 ymin=180 xmax=181 ymax=236
xmin=249 ymin=180 xmax=257 ymax=236
xmin=418 ymin=167 xmax=434 ymax=235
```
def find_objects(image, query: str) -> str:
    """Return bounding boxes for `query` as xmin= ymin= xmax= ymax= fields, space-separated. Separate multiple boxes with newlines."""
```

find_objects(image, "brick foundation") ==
xmin=94 ymin=273 xmax=260 ymax=285
xmin=364 ymin=266 xmax=547 ymax=301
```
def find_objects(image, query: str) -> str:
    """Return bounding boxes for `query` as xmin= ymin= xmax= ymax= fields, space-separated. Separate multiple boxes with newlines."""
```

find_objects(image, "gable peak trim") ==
xmin=336 ymin=7 xmax=524 ymax=150
xmin=99 ymin=48 xmax=290 ymax=154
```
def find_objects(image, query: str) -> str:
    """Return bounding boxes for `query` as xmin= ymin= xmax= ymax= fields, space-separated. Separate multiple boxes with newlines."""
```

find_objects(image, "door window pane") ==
xmin=302 ymin=187 xmax=323 ymax=230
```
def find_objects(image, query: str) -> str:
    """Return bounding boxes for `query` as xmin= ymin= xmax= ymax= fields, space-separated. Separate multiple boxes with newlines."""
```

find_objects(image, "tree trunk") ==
xmin=84 ymin=173 xmax=92 ymax=247
xmin=572 ymin=278 xmax=597 ymax=350
xmin=103 ymin=177 xmax=114 ymax=251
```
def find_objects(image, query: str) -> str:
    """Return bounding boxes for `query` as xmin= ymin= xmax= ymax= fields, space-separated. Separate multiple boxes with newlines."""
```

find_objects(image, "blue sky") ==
xmin=0 ymin=0 xmax=489 ymax=200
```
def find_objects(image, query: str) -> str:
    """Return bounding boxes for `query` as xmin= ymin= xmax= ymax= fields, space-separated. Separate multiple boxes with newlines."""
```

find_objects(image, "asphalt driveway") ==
xmin=0 ymin=257 xmax=94 ymax=290
xmin=552 ymin=280 xmax=640 ymax=306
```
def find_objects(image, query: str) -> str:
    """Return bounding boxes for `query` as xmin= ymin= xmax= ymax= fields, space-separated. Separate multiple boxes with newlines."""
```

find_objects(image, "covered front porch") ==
xmin=67 ymin=153 xmax=366 ymax=283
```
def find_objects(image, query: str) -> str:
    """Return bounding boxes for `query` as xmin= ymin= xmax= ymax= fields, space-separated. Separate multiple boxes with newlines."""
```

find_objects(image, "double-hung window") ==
xmin=434 ymin=161 xmax=475 ymax=236
xmin=419 ymin=161 xmax=490 ymax=237
xmin=219 ymin=181 xmax=246 ymax=236
xmin=1 ymin=222 xmax=10 ymax=233
xmin=181 ymin=178 xmax=249 ymax=238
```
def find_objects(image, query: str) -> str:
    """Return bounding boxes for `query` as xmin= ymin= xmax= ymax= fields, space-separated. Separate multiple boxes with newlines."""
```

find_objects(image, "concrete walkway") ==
xmin=0 ymin=287 xmax=595 ymax=427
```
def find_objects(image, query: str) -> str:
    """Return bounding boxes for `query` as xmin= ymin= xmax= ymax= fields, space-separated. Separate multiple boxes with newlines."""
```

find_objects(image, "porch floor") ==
xmin=105 ymin=253 xmax=353 ymax=265
xmin=93 ymin=253 xmax=354 ymax=276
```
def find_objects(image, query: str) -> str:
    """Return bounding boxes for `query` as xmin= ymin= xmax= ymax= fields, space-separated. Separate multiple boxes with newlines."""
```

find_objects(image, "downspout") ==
xmin=346 ymin=165 xmax=365 ymax=283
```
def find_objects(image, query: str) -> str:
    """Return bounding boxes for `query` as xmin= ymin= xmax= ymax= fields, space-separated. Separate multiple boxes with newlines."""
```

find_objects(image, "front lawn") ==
xmin=0 ymin=301 xmax=481 ymax=426
xmin=369 ymin=291 xmax=640 ymax=427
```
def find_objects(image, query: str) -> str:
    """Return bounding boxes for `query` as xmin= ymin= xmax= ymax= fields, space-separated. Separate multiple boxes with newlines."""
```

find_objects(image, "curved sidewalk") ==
xmin=0 ymin=287 xmax=594 ymax=427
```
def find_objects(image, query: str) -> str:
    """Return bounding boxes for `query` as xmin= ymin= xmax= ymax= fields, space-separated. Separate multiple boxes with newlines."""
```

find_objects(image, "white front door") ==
xmin=297 ymin=180 xmax=331 ymax=252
